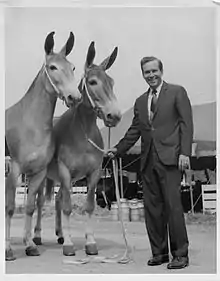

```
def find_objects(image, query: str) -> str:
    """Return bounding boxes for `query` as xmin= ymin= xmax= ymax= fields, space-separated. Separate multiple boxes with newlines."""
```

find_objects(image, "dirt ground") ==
xmin=5 ymin=211 xmax=217 ymax=274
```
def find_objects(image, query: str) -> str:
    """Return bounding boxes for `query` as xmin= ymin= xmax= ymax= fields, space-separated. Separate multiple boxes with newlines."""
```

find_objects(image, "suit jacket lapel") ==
xmin=139 ymin=90 xmax=150 ymax=125
xmin=152 ymin=81 xmax=168 ymax=121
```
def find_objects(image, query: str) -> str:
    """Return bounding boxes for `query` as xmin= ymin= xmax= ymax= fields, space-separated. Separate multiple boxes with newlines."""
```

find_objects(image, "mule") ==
xmin=34 ymin=41 xmax=121 ymax=256
xmin=5 ymin=31 xmax=81 ymax=261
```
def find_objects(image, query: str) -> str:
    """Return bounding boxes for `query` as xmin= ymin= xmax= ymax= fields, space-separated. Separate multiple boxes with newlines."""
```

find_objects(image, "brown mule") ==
xmin=34 ymin=42 xmax=121 ymax=256
xmin=5 ymin=31 xmax=81 ymax=261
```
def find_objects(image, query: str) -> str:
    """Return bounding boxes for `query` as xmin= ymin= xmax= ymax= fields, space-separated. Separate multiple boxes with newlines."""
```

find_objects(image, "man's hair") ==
xmin=140 ymin=56 xmax=163 ymax=73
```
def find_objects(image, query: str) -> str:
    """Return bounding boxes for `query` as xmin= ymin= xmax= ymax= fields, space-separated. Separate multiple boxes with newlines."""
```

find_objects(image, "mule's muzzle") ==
xmin=66 ymin=92 xmax=82 ymax=107
xmin=105 ymin=112 xmax=122 ymax=127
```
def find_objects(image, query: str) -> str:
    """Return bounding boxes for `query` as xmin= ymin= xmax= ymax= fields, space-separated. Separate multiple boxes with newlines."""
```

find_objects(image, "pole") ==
xmin=190 ymin=184 xmax=194 ymax=214
xmin=108 ymin=127 xmax=111 ymax=149
xmin=119 ymin=157 xmax=123 ymax=198
xmin=101 ymin=127 xmax=111 ymax=207
xmin=23 ymin=174 xmax=27 ymax=206
xmin=188 ymin=167 xmax=194 ymax=215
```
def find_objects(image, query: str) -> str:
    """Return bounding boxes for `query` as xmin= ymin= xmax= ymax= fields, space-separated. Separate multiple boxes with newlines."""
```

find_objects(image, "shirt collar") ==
xmin=148 ymin=80 xmax=163 ymax=96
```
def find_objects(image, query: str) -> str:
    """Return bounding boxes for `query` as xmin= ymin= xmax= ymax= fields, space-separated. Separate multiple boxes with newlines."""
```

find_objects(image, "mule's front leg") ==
xmin=5 ymin=161 xmax=20 ymax=261
xmin=84 ymin=200 xmax=98 ymax=255
xmin=83 ymin=170 xmax=101 ymax=255
xmin=58 ymin=161 xmax=75 ymax=256
xmin=23 ymin=169 xmax=46 ymax=256
xmin=33 ymin=181 xmax=45 ymax=246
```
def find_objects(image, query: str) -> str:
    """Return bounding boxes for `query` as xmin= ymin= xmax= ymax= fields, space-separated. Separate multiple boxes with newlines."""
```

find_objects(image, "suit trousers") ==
xmin=141 ymin=142 xmax=189 ymax=258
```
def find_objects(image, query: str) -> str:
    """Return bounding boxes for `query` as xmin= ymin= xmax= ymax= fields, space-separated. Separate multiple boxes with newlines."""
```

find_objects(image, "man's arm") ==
xmin=176 ymin=86 xmax=194 ymax=156
xmin=114 ymin=100 xmax=141 ymax=156
xmin=176 ymin=86 xmax=194 ymax=170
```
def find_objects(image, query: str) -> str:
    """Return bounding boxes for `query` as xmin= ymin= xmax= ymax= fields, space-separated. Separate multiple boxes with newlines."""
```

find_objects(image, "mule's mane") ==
xmin=25 ymin=66 xmax=44 ymax=94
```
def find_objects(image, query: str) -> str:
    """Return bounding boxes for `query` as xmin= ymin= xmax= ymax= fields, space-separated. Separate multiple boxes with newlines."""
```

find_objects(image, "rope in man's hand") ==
xmin=105 ymin=147 xmax=117 ymax=159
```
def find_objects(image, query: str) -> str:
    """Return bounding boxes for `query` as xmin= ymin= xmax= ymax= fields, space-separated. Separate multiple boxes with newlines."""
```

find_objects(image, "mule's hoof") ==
xmin=5 ymin=249 xmax=16 ymax=261
xmin=85 ymin=244 xmax=98 ymax=255
xmin=33 ymin=237 xmax=42 ymax=245
xmin=57 ymin=237 xmax=64 ymax=245
xmin=63 ymin=245 xmax=75 ymax=256
xmin=25 ymin=246 xmax=40 ymax=256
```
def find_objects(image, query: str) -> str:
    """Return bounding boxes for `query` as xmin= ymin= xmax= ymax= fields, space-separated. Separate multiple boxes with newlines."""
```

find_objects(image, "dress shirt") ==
xmin=148 ymin=81 xmax=163 ymax=119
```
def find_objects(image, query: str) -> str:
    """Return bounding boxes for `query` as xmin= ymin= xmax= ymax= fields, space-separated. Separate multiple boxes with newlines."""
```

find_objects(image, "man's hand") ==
xmin=178 ymin=154 xmax=190 ymax=171
xmin=106 ymin=147 xmax=117 ymax=158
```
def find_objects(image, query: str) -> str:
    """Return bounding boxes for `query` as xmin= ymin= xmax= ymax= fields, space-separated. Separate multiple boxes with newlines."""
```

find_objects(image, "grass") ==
xmin=14 ymin=194 xmax=111 ymax=218
xmin=185 ymin=212 xmax=216 ymax=225
xmin=15 ymin=197 xmax=216 ymax=227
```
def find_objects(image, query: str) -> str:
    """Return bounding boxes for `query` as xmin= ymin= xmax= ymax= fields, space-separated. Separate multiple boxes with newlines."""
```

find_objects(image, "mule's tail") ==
xmin=45 ymin=178 xmax=54 ymax=202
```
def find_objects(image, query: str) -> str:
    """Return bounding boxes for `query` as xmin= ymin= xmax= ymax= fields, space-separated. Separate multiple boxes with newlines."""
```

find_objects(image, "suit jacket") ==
xmin=115 ymin=81 xmax=194 ymax=171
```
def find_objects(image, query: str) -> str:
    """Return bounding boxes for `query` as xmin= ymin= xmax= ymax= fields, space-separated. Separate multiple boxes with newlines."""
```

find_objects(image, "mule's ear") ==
xmin=44 ymin=31 xmax=55 ymax=55
xmin=60 ymin=32 xmax=75 ymax=57
xmin=100 ymin=47 xmax=118 ymax=70
xmin=85 ymin=41 xmax=96 ymax=69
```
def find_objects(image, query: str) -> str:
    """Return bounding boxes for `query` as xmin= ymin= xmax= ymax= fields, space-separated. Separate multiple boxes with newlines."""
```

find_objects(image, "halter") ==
xmin=44 ymin=64 xmax=63 ymax=100
xmin=80 ymin=73 xmax=105 ymax=154
xmin=81 ymin=74 xmax=99 ymax=111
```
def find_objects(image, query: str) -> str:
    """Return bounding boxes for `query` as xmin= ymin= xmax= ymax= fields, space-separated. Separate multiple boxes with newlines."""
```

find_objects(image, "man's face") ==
xmin=142 ymin=60 xmax=163 ymax=89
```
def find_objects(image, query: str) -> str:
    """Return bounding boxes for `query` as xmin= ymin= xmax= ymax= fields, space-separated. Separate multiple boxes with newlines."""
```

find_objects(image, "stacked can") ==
xmin=137 ymin=199 xmax=145 ymax=221
xmin=111 ymin=198 xmax=145 ymax=222
xmin=129 ymin=199 xmax=140 ymax=221
xmin=110 ymin=202 xmax=119 ymax=221
xmin=110 ymin=199 xmax=130 ymax=222
xmin=120 ymin=198 xmax=130 ymax=221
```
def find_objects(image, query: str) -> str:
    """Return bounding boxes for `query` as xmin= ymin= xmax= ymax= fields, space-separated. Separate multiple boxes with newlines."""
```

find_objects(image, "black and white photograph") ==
xmin=2 ymin=0 xmax=219 ymax=278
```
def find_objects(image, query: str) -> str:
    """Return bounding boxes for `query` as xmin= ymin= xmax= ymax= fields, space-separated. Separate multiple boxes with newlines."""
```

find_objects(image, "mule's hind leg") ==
xmin=5 ymin=160 xmax=20 ymax=261
xmin=57 ymin=161 xmax=75 ymax=256
xmin=83 ymin=169 xmax=101 ymax=255
xmin=23 ymin=169 xmax=46 ymax=256
xmin=33 ymin=181 xmax=45 ymax=246
xmin=45 ymin=178 xmax=64 ymax=244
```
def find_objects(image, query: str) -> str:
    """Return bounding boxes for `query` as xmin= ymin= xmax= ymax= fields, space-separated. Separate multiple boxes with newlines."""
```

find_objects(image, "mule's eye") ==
xmin=49 ymin=65 xmax=57 ymax=71
xmin=88 ymin=79 xmax=97 ymax=86
xmin=72 ymin=66 xmax=75 ymax=71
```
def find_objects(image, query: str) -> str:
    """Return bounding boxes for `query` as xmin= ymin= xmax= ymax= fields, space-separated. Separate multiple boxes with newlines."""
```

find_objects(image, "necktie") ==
xmin=150 ymin=89 xmax=157 ymax=114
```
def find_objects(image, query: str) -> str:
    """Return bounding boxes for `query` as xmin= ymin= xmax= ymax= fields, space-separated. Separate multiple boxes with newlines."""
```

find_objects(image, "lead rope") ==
xmin=79 ymin=121 xmax=105 ymax=154
xmin=87 ymin=139 xmax=105 ymax=154
xmin=63 ymin=128 xmax=132 ymax=265
xmin=108 ymin=127 xmax=131 ymax=262
xmin=111 ymin=157 xmax=132 ymax=264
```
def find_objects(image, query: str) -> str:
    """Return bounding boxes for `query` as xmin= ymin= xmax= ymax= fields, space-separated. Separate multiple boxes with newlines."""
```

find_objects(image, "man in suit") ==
xmin=108 ymin=56 xmax=193 ymax=269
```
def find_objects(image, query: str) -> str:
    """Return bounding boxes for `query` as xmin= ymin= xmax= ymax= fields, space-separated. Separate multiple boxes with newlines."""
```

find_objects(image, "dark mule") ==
xmin=35 ymin=42 xmax=121 ymax=256
xmin=5 ymin=31 xmax=81 ymax=261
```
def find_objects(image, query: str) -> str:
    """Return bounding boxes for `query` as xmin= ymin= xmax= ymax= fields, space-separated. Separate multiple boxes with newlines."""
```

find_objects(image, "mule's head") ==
xmin=81 ymin=42 xmax=122 ymax=127
xmin=44 ymin=31 xmax=81 ymax=107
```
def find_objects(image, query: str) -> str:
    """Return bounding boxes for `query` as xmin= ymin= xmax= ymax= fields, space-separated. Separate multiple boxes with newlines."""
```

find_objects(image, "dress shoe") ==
xmin=147 ymin=254 xmax=169 ymax=266
xmin=167 ymin=256 xmax=189 ymax=269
